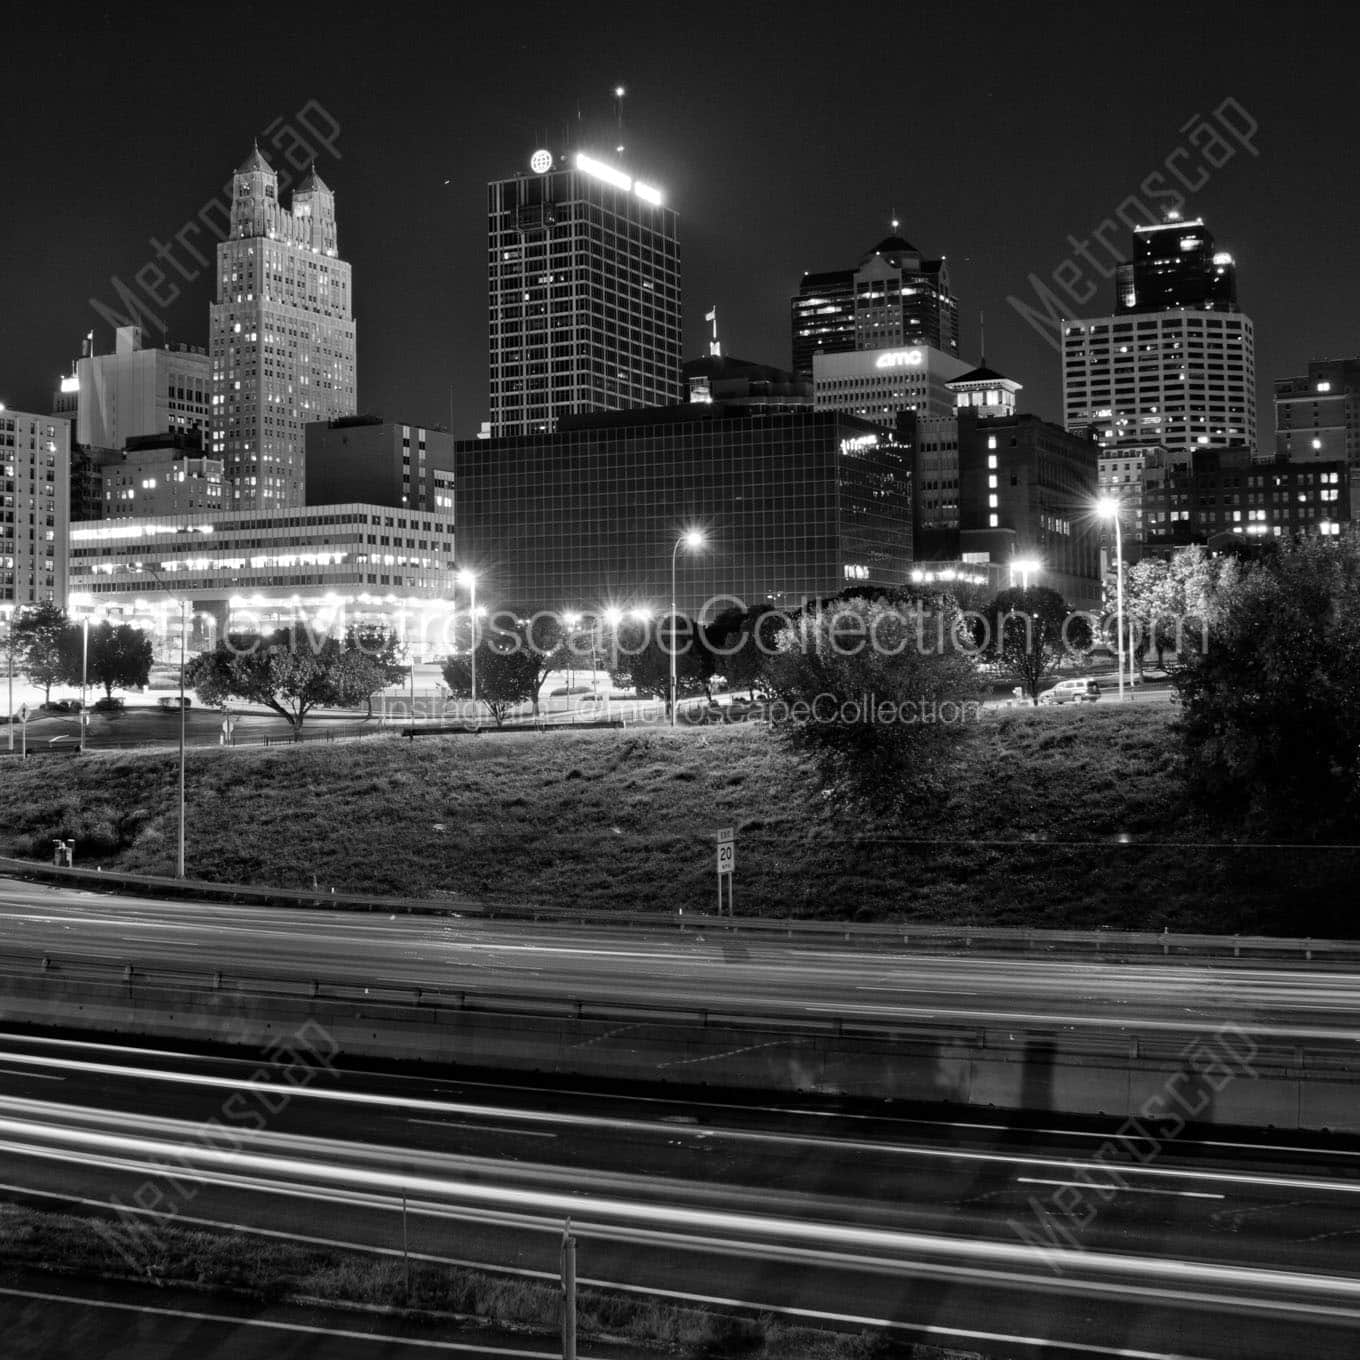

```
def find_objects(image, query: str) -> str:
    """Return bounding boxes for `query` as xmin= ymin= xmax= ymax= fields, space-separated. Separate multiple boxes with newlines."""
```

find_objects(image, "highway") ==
xmin=1 ymin=879 xmax=1359 ymax=1048
xmin=1 ymin=1030 xmax=1360 ymax=1358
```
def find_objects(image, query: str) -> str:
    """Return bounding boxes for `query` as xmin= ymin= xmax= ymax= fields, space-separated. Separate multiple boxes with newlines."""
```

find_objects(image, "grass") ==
xmin=1 ymin=709 xmax=1356 ymax=935
xmin=0 ymin=1203 xmax=976 ymax=1359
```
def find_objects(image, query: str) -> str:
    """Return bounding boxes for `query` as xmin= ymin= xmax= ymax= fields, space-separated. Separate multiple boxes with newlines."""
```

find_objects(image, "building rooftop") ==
xmin=236 ymin=144 xmax=274 ymax=176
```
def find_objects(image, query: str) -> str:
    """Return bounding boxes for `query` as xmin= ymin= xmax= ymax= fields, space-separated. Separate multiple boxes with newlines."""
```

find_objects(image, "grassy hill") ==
xmin=2 ymin=708 xmax=1355 ymax=935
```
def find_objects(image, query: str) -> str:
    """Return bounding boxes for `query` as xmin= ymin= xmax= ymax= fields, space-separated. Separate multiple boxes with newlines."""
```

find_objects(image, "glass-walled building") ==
xmin=454 ymin=405 xmax=912 ymax=615
xmin=488 ymin=148 xmax=682 ymax=436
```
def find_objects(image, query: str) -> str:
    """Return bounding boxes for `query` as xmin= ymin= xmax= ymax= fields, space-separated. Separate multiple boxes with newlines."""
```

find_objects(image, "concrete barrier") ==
xmin=1 ymin=964 xmax=1353 ymax=1133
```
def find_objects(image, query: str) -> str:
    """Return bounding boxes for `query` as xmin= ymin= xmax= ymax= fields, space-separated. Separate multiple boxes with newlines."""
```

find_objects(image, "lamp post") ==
xmin=669 ymin=531 xmax=704 ymax=728
xmin=1096 ymin=498 xmax=1126 ymax=703
xmin=563 ymin=611 xmax=580 ymax=700
xmin=3 ymin=605 xmax=14 ymax=755
xmin=1011 ymin=556 xmax=1041 ymax=591
xmin=140 ymin=565 xmax=189 ymax=878
xmin=457 ymin=570 xmax=477 ymax=720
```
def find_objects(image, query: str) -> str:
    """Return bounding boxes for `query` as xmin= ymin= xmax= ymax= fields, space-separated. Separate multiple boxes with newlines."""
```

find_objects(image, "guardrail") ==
xmin=1 ymin=947 xmax=1353 ymax=1068
xmin=2 ymin=855 xmax=1359 ymax=963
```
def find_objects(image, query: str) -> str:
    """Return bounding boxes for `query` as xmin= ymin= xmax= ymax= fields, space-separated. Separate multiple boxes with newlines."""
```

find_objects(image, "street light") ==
xmin=457 ymin=569 xmax=477 ymax=720
xmin=1011 ymin=556 xmax=1041 ymax=590
xmin=138 ymin=565 xmax=190 ymax=878
xmin=669 ymin=531 xmax=705 ymax=728
xmin=2 ymin=605 xmax=14 ymax=755
xmin=562 ymin=611 xmax=581 ymax=697
xmin=1096 ymin=497 xmax=1126 ymax=703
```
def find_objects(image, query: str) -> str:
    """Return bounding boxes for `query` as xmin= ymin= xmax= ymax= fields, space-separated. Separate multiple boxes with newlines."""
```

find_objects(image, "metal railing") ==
xmin=2 ymin=855 xmax=1358 ymax=963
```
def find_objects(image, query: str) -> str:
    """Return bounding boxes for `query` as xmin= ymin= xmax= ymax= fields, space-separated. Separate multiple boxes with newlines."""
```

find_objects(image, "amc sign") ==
xmin=875 ymin=348 xmax=924 ymax=369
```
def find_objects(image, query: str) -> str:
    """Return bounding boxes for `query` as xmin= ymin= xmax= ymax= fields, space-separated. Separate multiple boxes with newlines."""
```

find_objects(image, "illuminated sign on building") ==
xmin=573 ymin=152 xmax=665 ymax=207
xmin=530 ymin=149 xmax=553 ymax=174
xmin=874 ymin=348 xmax=924 ymax=370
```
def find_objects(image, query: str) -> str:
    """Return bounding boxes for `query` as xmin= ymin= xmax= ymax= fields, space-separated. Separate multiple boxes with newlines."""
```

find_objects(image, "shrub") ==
xmin=92 ymin=696 xmax=125 ymax=713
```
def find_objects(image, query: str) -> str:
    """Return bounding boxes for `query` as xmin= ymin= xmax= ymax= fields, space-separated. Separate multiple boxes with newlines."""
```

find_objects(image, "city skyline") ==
xmin=2 ymin=1 xmax=1356 ymax=445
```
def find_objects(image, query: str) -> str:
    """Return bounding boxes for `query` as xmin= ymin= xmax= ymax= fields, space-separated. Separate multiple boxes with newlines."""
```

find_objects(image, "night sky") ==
xmin=3 ymin=0 xmax=1356 ymax=440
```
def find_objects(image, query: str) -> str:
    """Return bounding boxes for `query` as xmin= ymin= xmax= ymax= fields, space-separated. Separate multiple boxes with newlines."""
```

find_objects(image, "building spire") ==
xmin=979 ymin=309 xmax=986 ymax=368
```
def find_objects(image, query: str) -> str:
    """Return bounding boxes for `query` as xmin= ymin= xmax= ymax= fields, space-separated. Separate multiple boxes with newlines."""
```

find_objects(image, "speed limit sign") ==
xmin=716 ymin=831 xmax=735 ymax=876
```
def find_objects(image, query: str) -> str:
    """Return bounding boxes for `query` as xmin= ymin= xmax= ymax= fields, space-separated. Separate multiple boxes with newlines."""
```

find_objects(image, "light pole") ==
xmin=458 ymin=569 xmax=477 ymax=720
xmin=1097 ymin=497 xmax=1126 ymax=703
xmin=140 ymin=565 xmax=189 ymax=878
xmin=3 ymin=605 xmax=13 ymax=755
xmin=562 ymin=611 xmax=580 ymax=700
xmin=669 ymin=531 xmax=704 ymax=728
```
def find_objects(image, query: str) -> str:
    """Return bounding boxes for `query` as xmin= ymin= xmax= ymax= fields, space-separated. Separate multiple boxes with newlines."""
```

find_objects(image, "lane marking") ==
xmin=0 ymin=1067 xmax=63 ymax=1081
xmin=1017 ymin=1177 xmax=1225 ymax=1201
xmin=0 ymin=1284 xmax=568 ymax=1355
xmin=408 ymin=1119 xmax=556 ymax=1139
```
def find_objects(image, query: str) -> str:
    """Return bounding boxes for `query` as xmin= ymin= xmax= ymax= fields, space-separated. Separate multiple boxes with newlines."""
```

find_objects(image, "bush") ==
xmin=762 ymin=596 xmax=982 ymax=811
xmin=1175 ymin=532 xmax=1360 ymax=837
xmin=91 ymin=696 xmax=125 ymax=713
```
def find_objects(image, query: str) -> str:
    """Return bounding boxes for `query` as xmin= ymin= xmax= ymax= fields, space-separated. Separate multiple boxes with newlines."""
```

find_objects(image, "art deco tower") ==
xmin=210 ymin=147 xmax=357 ymax=508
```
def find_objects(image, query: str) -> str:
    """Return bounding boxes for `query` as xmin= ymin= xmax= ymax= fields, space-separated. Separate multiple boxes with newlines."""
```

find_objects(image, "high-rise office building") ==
xmin=791 ymin=232 xmax=959 ymax=382
xmin=62 ymin=326 xmax=211 ymax=451
xmin=1063 ymin=217 xmax=1255 ymax=458
xmin=454 ymin=405 xmax=913 ymax=614
xmin=1115 ymin=217 xmax=1238 ymax=315
xmin=487 ymin=148 xmax=682 ymax=437
xmin=0 ymin=407 xmax=69 ymax=606
xmin=812 ymin=344 xmax=973 ymax=424
xmin=1275 ymin=357 xmax=1360 ymax=519
xmin=305 ymin=416 xmax=456 ymax=514
xmin=210 ymin=148 xmax=357 ymax=509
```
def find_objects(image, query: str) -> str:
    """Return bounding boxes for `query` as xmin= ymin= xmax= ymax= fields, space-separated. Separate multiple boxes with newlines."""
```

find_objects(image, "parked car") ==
xmin=1038 ymin=678 xmax=1101 ymax=705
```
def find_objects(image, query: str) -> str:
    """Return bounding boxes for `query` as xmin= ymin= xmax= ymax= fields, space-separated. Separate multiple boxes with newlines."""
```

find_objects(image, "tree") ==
xmin=1175 ymin=532 xmax=1360 ymax=837
xmin=335 ymin=625 xmax=407 ymax=717
xmin=762 ymin=595 xmax=982 ymax=811
xmin=704 ymin=605 xmax=786 ymax=699
xmin=85 ymin=621 xmax=154 ymax=698
xmin=185 ymin=627 xmax=351 ymax=736
xmin=1122 ymin=547 xmax=1240 ymax=673
xmin=978 ymin=586 xmax=1088 ymax=704
xmin=13 ymin=603 xmax=80 ymax=703
xmin=612 ymin=616 xmax=708 ymax=715
xmin=442 ymin=640 xmax=539 ymax=726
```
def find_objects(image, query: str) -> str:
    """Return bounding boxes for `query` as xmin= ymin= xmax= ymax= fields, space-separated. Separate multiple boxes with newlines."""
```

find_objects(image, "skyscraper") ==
xmin=210 ymin=148 xmax=357 ymax=509
xmin=791 ymin=232 xmax=959 ymax=382
xmin=1063 ymin=216 xmax=1255 ymax=458
xmin=0 ymin=408 xmax=69 ymax=606
xmin=487 ymin=148 xmax=682 ymax=437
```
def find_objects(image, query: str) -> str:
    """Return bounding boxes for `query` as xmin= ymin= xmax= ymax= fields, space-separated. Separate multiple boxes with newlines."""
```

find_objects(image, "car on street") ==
xmin=1038 ymin=678 xmax=1101 ymax=705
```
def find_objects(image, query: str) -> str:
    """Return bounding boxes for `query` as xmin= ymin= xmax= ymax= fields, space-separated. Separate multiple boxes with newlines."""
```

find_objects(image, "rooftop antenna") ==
xmin=979 ymin=310 xmax=986 ymax=367
xmin=705 ymin=306 xmax=721 ymax=358
xmin=613 ymin=85 xmax=626 ymax=155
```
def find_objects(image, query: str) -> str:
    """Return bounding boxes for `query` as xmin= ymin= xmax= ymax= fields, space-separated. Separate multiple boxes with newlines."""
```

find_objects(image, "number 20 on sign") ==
xmin=715 ymin=828 xmax=735 ymax=916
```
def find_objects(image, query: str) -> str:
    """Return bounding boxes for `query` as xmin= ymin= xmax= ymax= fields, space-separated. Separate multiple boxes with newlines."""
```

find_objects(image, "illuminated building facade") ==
xmin=305 ymin=416 xmax=456 ymax=514
xmin=1 ymin=408 xmax=70 ymax=606
xmin=211 ymin=148 xmax=357 ymax=510
xmin=1143 ymin=448 xmax=1349 ymax=548
xmin=488 ymin=149 xmax=681 ymax=436
xmin=791 ymin=233 xmax=960 ymax=382
xmin=1115 ymin=217 xmax=1239 ymax=314
xmin=454 ymin=405 xmax=912 ymax=614
xmin=56 ymin=326 xmax=210 ymax=451
xmin=1275 ymin=357 xmax=1360 ymax=519
xmin=813 ymin=344 xmax=974 ymax=425
xmin=67 ymin=503 xmax=457 ymax=654
xmin=102 ymin=434 xmax=225 ymax=520
xmin=1063 ymin=218 xmax=1256 ymax=457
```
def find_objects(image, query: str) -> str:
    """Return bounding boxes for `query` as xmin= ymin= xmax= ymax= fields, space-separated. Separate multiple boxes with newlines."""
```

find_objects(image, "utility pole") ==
xmin=560 ymin=1219 xmax=576 ymax=1360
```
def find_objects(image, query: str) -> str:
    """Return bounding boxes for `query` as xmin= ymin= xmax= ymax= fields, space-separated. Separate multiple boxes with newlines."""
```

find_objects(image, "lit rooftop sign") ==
xmin=60 ymin=376 xmax=79 ymax=394
xmin=574 ymin=152 xmax=665 ymax=207
xmin=874 ymin=348 xmax=923 ymax=369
